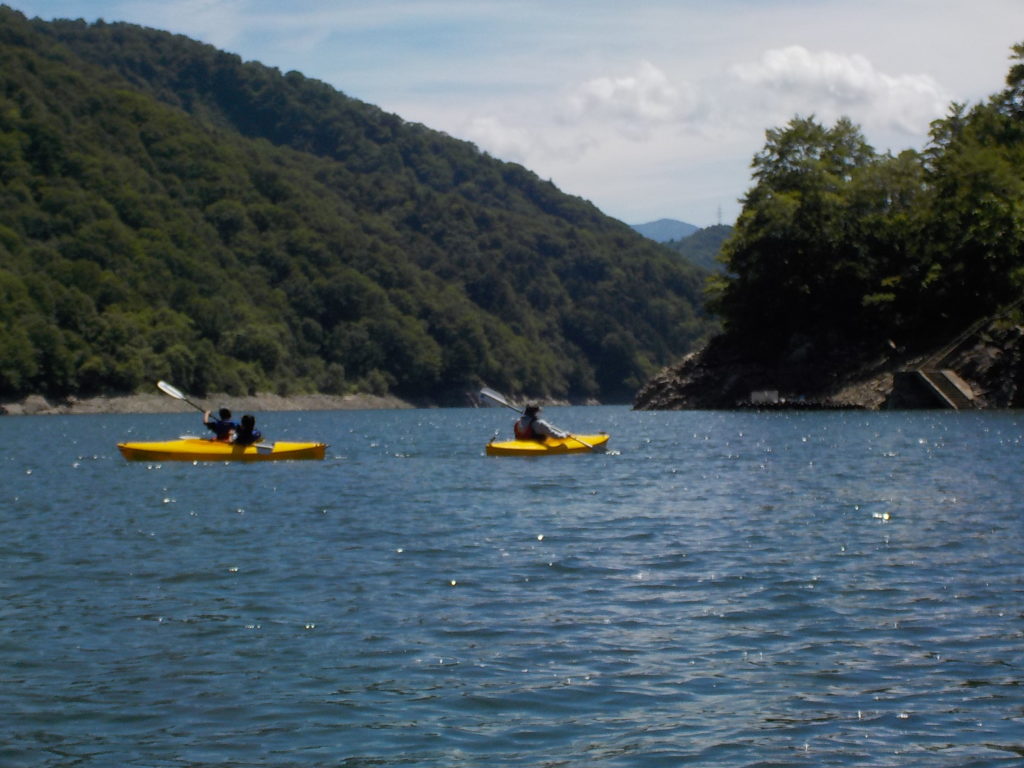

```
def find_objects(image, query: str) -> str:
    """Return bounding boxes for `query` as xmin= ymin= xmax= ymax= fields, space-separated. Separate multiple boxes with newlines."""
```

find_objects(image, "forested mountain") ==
xmin=637 ymin=42 xmax=1024 ymax=409
xmin=0 ymin=7 xmax=714 ymax=404
xmin=663 ymin=225 xmax=732 ymax=273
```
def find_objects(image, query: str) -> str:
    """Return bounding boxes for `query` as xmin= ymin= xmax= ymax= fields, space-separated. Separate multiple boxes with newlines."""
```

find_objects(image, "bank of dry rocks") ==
xmin=0 ymin=392 xmax=413 ymax=416
xmin=634 ymin=320 xmax=1024 ymax=411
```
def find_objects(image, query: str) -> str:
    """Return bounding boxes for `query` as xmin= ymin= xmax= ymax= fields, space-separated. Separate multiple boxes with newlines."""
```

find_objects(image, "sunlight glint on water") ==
xmin=1 ymin=407 xmax=1022 ymax=767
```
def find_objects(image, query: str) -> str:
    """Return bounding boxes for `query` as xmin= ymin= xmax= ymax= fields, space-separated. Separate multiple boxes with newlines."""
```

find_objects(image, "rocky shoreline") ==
xmin=0 ymin=391 xmax=414 ymax=416
xmin=633 ymin=345 xmax=899 ymax=411
xmin=634 ymin=317 xmax=1024 ymax=411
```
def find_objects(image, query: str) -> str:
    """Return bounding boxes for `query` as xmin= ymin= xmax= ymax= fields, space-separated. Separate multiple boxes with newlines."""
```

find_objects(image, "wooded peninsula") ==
xmin=637 ymin=43 xmax=1024 ymax=410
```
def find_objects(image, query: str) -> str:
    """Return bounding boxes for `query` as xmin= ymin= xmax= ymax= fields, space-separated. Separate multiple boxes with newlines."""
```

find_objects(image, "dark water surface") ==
xmin=2 ymin=407 xmax=1023 ymax=767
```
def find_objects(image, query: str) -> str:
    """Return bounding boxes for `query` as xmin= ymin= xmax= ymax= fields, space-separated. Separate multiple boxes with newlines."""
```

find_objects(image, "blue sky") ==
xmin=11 ymin=1 xmax=1024 ymax=226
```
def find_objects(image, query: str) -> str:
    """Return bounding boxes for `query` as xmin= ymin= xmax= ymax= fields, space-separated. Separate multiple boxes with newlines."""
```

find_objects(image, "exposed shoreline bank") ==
xmin=0 ymin=392 xmax=414 ymax=416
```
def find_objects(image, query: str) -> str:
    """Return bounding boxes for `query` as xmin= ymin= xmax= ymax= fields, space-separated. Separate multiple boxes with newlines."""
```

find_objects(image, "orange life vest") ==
xmin=514 ymin=417 xmax=536 ymax=440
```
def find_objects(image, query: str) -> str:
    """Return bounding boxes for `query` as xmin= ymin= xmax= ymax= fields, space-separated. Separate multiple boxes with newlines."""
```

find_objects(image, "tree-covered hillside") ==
xmin=0 ymin=7 xmax=714 ymax=404
xmin=663 ymin=225 xmax=732 ymax=273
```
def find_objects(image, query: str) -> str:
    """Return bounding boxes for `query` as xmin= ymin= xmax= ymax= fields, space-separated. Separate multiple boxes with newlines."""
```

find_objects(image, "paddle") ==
xmin=157 ymin=379 xmax=206 ymax=414
xmin=479 ymin=386 xmax=523 ymax=414
xmin=156 ymin=381 xmax=273 ymax=454
xmin=479 ymin=387 xmax=594 ymax=449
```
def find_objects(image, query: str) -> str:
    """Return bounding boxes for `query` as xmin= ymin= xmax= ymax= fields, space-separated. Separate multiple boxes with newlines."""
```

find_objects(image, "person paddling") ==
xmin=203 ymin=406 xmax=237 ymax=441
xmin=233 ymin=414 xmax=262 ymax=446
xmin=514 ymin=404 xmax=568 ymax=441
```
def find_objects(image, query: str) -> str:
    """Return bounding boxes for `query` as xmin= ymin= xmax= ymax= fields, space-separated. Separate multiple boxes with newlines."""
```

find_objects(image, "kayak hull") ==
xmin=118 ymin=438 xmax=326 ymax=462
xmin=485 ymin=433 xmax=609 ymax=456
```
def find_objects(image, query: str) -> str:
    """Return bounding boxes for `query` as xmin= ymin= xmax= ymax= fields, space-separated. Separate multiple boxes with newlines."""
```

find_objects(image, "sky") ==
xmin=11 ymin=1 xmax=1024 ymax=227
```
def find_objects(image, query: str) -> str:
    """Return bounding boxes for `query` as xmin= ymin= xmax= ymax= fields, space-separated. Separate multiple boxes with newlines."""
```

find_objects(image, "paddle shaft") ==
xmin=180 ymin=396 xmax=206 ymax=414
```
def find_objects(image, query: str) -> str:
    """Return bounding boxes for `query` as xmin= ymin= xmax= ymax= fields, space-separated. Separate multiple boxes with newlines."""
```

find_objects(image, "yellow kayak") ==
xmin=118 ymin=437 xmax=327 ymax=462
xmin=485 ymin=433 xmax=609 ymax=456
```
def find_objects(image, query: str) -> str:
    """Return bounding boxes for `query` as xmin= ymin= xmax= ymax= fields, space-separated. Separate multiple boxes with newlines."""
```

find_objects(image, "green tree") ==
xmin=712 ymin=117 xmax=897 ymax=359
xmin=917 ymin=98 xmax=1024 ymax=330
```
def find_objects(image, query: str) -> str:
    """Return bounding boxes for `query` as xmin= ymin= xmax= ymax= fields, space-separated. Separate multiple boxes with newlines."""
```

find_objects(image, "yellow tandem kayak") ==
xmin=117 ymin=437 xmax=327 ymax=462
xmin=485 ymin=433 xmax=609 ymax=456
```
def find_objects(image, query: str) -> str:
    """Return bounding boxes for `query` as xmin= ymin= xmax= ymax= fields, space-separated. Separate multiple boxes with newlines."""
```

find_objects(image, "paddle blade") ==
xmin=157 ymin=380 xmax=187 ymax=400
xmin=157 ymin=380 xmax=206 ymax=413
xmin=480 ymin=387 xmax=518 ymax=411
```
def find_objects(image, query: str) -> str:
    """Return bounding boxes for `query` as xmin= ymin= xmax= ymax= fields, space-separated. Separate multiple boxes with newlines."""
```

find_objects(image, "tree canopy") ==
xmin=708 ymin=44 xmax=1024 ymax=367
xmin=0 ymin=7 xmax=714 ymax=403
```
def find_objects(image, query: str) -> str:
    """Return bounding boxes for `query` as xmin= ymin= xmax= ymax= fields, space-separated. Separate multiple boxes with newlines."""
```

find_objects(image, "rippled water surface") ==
xmin=2 ymin=407 xmax=1023 ymax=766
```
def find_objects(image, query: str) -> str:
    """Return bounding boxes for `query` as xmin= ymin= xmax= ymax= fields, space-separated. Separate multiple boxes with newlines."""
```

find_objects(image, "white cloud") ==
xmin=564 ymin=61 xmax=691 ymax=140
xmin=463 ymin=116 xmax=535 ymax=164
xmin=732 ymin=45 xmax=951 ymax=136
xmin=456 ymin=62 xmax=697 ymax=199
xmin=456 ymin=46 xmax=959 ymax=224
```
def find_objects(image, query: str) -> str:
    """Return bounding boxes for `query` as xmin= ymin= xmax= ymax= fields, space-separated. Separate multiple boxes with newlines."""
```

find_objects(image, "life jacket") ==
xmin=234 ymin=427 xmax=262 ymax=445
xmin=208 ymin=419 xmax=236 ymax=441
xmin=514 ymin=416 xmax=536 ymax=440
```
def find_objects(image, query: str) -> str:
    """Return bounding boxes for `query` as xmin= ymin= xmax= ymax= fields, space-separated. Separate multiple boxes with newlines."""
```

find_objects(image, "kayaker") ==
xmin=203 ymin=406 xmax=237 ymax=441
xmin=233 ymin=414 xmax=262 ymax=446
xmin=514 ymin=404 xmax=568 ymax=441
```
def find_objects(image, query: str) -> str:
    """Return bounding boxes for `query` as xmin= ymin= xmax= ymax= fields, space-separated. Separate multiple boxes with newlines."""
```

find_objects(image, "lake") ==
xmin=2 ymin=406 xmax=1023 ymax=767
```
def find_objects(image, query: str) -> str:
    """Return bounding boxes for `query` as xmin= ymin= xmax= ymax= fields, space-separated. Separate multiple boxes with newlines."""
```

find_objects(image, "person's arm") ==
xmin=533 ymin=419 xmax=567 ymax=439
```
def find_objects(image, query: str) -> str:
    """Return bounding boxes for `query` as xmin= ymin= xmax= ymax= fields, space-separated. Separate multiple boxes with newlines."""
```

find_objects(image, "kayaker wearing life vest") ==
xmin=233 ymin=414 xmax=262 ymax=446
xmin=514 ymin=404 xmax=568 ymax=441
xmin=203 ymin=406 xmax=237 ymax=441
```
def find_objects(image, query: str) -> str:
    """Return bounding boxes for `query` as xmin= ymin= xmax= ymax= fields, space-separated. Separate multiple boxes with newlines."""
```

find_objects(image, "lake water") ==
xmin=2 ymin=406 xmax=1023 ymax=767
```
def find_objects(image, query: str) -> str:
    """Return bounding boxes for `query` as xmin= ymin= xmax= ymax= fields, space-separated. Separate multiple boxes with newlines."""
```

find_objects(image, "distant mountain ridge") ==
xmin=663 ymin=225 xmax=733 ymax=273
xmin=630 ymin=218 xmax=699 ymax=243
